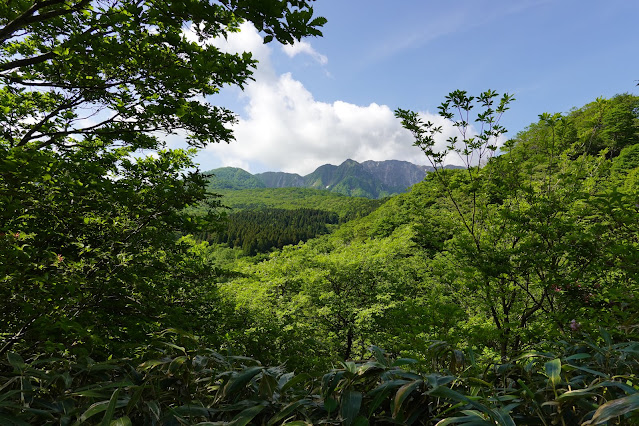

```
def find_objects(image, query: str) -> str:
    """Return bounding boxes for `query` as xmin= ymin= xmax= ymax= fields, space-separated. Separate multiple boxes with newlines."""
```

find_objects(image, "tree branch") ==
xmin=17 ymin=93 xmax=83 ymax=146
xmin=0 ymin=51 xmax=56 ymax=72
xmin=0 ymin=0 xmax=90 ymax=45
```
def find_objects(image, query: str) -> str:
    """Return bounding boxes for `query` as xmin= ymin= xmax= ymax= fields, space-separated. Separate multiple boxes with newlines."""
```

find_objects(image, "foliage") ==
xmin=0 ymin=0 xmax=324 ymax=151
xmin=0 ymin=0 xmax=325 ymax=357
xmin=1 ymin=332 xmax=637 ymax=425
xmin=206 ymin=207 xmax=339 ymax=255
xmin=206 ymin=167 xmax=266 ymax=190
xmin=396 ymin=91 xmax=639 ymax=359
xmin=201 ymin=187 xmax=386 ymax=221
xmin=3 ymin=7 xmax=639 ymax=418
xmin=0 ymin=144 xmax=226 ymax=356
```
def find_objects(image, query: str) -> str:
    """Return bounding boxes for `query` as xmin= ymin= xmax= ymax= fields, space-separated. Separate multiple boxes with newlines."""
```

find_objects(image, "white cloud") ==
xmin=281 ymin=40 xmax=328 ymax=65
xmin=194 ymin=23 xmax=465 ymax=175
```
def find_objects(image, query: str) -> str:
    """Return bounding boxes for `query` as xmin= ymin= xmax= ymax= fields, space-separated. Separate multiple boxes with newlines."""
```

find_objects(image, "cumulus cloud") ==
xmin=281 ymin=40 xmax=328 ymax=65
xmin=195 ymin=23 xmax=464 ymax=175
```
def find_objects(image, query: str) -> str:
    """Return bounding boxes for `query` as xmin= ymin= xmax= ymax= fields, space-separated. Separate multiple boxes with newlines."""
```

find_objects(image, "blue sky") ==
xmin=190 ymin=0 xmax=639 ymax=175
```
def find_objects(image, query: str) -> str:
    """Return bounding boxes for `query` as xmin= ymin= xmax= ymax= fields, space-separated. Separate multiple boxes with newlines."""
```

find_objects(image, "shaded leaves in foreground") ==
xmin=1 ymin=330 xmax=637 ymax=425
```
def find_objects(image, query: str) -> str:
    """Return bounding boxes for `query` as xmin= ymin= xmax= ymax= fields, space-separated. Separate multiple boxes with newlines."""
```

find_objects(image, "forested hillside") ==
xmin=205 ymin=208 xmax=339 ymax=255
xmin=219 ymin=92 xmax=639 ymax=368
xmin=1 ymin=1 xmax=639 ymax=424
xmin=190 ymin=187 xmax=385 ymax=254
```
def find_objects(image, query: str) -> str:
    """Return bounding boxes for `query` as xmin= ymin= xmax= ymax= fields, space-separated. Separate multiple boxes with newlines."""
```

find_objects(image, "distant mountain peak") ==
xmin=207 ymin=159 xmax=446 ymax=198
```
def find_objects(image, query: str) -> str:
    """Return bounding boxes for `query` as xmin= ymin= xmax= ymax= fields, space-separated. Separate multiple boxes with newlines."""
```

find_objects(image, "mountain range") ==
xmin=205 ymin=159 xmax=461 ymax=198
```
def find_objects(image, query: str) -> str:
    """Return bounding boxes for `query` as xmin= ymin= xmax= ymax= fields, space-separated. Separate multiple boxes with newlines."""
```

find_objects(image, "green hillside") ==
xmin=207 ymin=159 xmax=433 ymax=198
xmin=208 ymin=93 xmax=639 ymax=417
xmin=6 ymin=3 xmax=639 ymax=424
xmin=4 ymin=37 xmax=639 ymax=424
xmin=213 ymin=187 xmax=386 ymax=221
xmin=205 ymin=166 xmax=266 ymax=190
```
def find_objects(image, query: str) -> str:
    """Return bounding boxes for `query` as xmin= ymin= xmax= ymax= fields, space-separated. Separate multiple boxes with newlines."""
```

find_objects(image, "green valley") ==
xmin=1 ymin=1 xmax=638 ymax=424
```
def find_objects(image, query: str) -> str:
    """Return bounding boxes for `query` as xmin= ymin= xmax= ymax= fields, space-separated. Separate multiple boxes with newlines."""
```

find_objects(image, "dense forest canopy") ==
xmin=0 ymin=0 xmax=325 ymax=354
xmin=1 ymin=1 xmax=639 ymax=424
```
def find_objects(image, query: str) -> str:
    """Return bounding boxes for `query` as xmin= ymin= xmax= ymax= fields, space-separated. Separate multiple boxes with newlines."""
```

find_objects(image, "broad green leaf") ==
xmin=76 ymin=398 xmax=128 ymax=425
xmin=557 ymin=389 xmax=598 ymax=400
xmin=340 ymin=390 xmax=362 ymax=426
xmin=353 ymin=415 xmax=369 ymax=426
xmin=583 ymin=393 xmax=639 ymax=425
xmin=100 ymin=388 xmax=120 ymax=426
xmin=125 ymin=385 xmax=145 ymax=415
xmin=544 ymin=358 xmax=561 ymax=386
xmin=7 ymin=353 xmax=25 ymax=370
xmin=168 ymin=356 xmax=188 ymax=374
xmin=391 ymin=358 xmax=418 ymax=367
xmin=435 ymin=412 xmax=494 ymax=426
xmin=223 ymin=366 xmax=263 ymax=398
xmin=160 ymin=341 xmax=186 ymax=354
xmin=367 ymin=388 xmax=391 ymax=416
xmin=171 ymin=405 xmax=213 ymax=417
xmin=259 ymin=372 xmax=279 ymax=399
xmin=428 ymin=386 xmax=510 ymax=425
xmin=0 ymin=389 xmax=22 ymax=403
xmin=393 ymin=380 xmax=422 ymax=418
xmin=322 ymin=371 xmax=345 ymax=397
xmin=369 ymin=346 xmax=388 ymax=367
xmin=571 ymin=364 xmax=609 ymax=378
xmin=146 ymin=400 xmax=161 ymax=420
xmin=564 ymin=353 xmax=591 ymax=361
xmin=267 ymin=399 xmax=311 ymax=426
xmin=323 ymin=397 xmax=338 ymax=415
xmin=280 ymin=373 xmax=311 ymax=393
xmin=228 ymin=404 xmax=266 ymax=426
xmin=590 ymin=380 xmax=638 ymax=394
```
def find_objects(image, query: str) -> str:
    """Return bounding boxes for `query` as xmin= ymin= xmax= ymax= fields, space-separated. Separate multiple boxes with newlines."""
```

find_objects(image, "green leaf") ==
xmin=435 ymin=411 xmax=494 ymax=425
xmin=7 ymin=352 xmax=25 ymax=370
xmin=557 ymin=389 xmax=598 ymax=400
xmin=109 ymin=417 xmax=132 ymax=426
xmin=323 ymin=397 xmax=338 ymax=415
xmin=101 ymin=388 xmax=120 ymax=426
xmin=223 ymin=366 xmax=263 ymax=398
xmin=544 ymin=358 xmax=561 ymax=386
xmin=280 ymin=373 xmax=311 ymax=393
xmin=76 ymin=397 xmax=128 ymax=425
xmin=125 ymin=385 xmax=145 ymax=415
xmin=583 ymin=393 xmax=639 ymax=425
xmin=428 ymin=387 xmax=510 ymax=425
xmin=391 ymin=358 xmax=418 ymax=367
xmin=168 ymin=356 xmax=188 ymax=374
xmin=146 ymin=400 xmax=161 ymax=420
xmin=564 ymin=353 xmax=591 ymax=361
xmin=228 ymin=404 xmax=266 ymax=426
xmin=259 ymin=372 xmax=278 ymax=399
xmin=393 ymin=380 xmax=422 ymax=418
xmin=369 ymin=346 xmax=388 ymax=367
xmin=340 ymin=390 xmax=362 ymax=426
xmin=267 ymin=399 xmax=311 ymax=426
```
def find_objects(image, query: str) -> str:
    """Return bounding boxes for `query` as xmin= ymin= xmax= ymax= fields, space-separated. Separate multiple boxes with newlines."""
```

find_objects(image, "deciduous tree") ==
xmin=0 ymin=0 xmax=325 ymax=356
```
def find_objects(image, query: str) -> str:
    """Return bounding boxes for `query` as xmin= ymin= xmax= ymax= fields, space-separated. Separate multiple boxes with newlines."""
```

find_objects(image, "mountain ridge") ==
xmin=206 ymin=159 xmax=461 ymax=198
